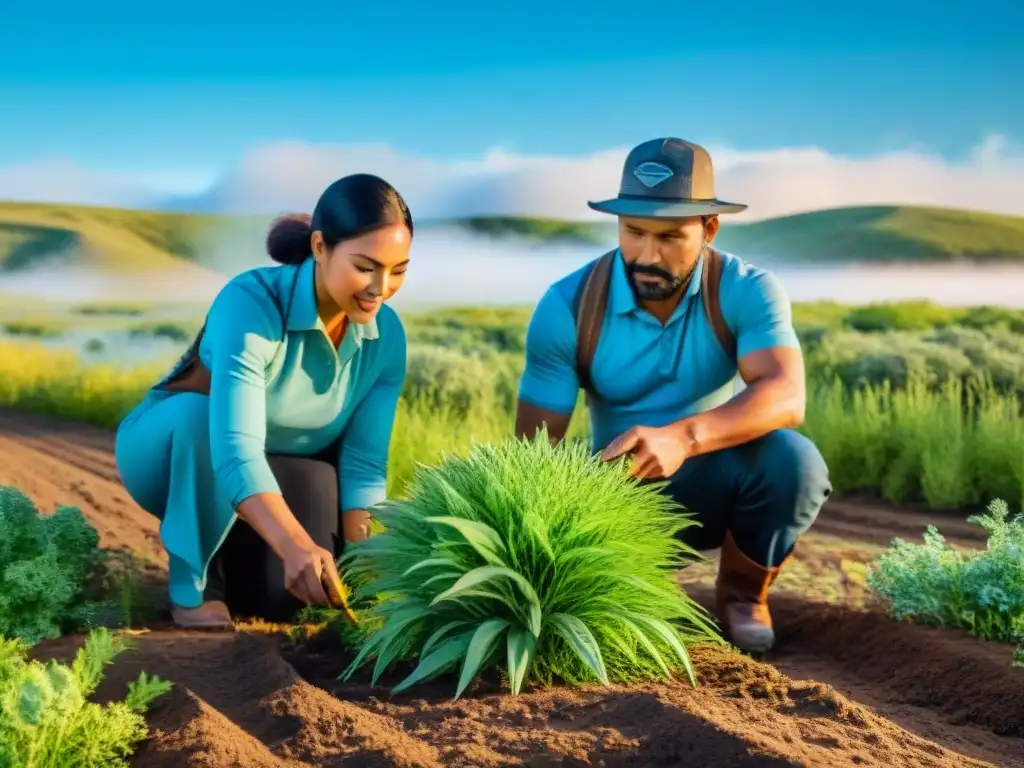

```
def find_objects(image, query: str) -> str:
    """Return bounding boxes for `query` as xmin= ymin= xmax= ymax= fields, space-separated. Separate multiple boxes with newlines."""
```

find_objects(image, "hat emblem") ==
xmin=632 ymin=161 xmax=674 ymax=188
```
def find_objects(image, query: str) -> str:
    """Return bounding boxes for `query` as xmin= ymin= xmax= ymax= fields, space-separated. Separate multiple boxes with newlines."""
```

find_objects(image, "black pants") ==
xmin=202 ymin=450 xmax=341 ymax=622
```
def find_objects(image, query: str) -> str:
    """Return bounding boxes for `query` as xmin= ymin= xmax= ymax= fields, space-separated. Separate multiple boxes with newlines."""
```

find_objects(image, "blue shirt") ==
xmin=195 ymin=255 xmax=406 ymax=512
xmin=517 ymin=249 xmax=799 ymax=451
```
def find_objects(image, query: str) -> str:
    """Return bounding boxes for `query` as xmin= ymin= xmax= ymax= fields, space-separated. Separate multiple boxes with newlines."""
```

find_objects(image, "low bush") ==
xmin=2 ymin=318 xmax=68 ymax=338
xmin=402 ymin=307 xmax=531 ymax=355
xmin=843 ymin=301 xmax=956 ymax=332
xmin=403 ymin=345 xmax=498 ymax=418
xmin=867 ymin=498 xmax=1024 ymax=665
xmin=340 ymin=433 xmax=720 ymax=699
xmin=0 ymin=487 xmax=123 ymax=644
xmin=72 ymin=302 xmax=150 ymax=317
xmin=806 ymin=326 xmax=1024 ymax=403
xmin=0 ymin=627 xmax=171 ymax=767
xmin=127 ymin=321 xmax=196 ymax=343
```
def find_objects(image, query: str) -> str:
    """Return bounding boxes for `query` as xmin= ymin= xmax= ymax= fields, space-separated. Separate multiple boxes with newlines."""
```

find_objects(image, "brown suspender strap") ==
xmin=701 ymin=247 xmax=737 ymax=362
xmin=574 ymin=249 xmax=617 ymax=394
xmin=574 ymin=248 xmax=737 ymax=398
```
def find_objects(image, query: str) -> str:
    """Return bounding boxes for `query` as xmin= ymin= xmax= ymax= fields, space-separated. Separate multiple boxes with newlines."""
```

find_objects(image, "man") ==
xmin=514 ymin=137 xmax=832 ymax=653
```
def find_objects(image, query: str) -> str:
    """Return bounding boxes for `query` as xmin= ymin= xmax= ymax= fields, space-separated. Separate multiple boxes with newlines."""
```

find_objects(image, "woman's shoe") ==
xmin=169 ymin=600 xmax=234 ymax=630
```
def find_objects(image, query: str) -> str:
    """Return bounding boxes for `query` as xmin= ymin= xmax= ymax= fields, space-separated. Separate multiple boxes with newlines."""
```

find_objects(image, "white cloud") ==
xmin=0 ymin=158 xmax=153 ymax=208
xmin=3 ymin=135 xmax=1024 ymax=222
xmin=0 ymin=158 xmax=215 ymax=209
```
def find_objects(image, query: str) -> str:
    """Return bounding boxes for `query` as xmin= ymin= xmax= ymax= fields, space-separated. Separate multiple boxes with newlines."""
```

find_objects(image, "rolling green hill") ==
xmin=0 ymin=201 xmax=1022 ymax=272
xmin=444 ymin=216 xmax=615 ymax=245
xmin=0 ymin=202 xmax=228 ymax=271
xmin=714 ymin=205 xmax=1024 ymax=263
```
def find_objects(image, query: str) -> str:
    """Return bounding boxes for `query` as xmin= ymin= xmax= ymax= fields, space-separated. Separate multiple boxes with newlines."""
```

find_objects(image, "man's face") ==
xmin=618 ymin=215 xmax=720 ymax=301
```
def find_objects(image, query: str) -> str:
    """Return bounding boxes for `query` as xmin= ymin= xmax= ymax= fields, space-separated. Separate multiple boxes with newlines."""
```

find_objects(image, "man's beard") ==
xmin=626 ymin=262 xmax=697 ymax=301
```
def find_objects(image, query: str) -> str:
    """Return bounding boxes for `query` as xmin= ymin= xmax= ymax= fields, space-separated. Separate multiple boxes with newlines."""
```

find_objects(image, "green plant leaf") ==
xmin=506 ymin=626 xmax=537 ymax=695
xmin=372 ymin=619 xmax=422 ymax=687
xmin=342 ymin=602 xmax=430 ymax=680
xmin=422 ymin=571 xmax=465 ymax=588
xmin=391 ymin=631 xmax=475 ymax=696
xmin=632 ymin=615 xmax=697 ymax=687
xmin=421 ymin=620 xmax=475 ymax=658
xmin=425 ymin=516 xmax=508 ymax=566
xmin=401 ymin=557 xmax=458 ymax=578
xmin=614 ymin=614 xmax=671 ymax=679
xmin=431 ymin=565 xmax=526 ymax=607
xmin=455 ymin=619 xmax=511 ymax=699
xmin=547 ymin=613 xmax=609 ymax=685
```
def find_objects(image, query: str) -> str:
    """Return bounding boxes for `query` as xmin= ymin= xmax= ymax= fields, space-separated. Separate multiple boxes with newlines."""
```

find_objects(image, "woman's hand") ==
xmin=234 ymin=492 xmax=351 ymax=607
xmin=280 ymin=541 xmax=342 ymax=607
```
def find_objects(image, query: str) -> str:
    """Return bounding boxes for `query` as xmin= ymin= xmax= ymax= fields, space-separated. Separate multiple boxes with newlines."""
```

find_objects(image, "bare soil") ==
xmin=4 ymin=409 xmax=1022 ymax=768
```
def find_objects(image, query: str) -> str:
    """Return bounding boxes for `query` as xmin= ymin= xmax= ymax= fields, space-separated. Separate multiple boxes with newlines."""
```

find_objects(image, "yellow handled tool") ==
xmin=322 ymin=570 xmax=360 ymax=626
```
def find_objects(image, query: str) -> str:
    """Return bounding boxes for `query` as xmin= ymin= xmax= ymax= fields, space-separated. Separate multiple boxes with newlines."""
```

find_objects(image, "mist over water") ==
xmin=1 ymin=228 xmax=1024 ymax=308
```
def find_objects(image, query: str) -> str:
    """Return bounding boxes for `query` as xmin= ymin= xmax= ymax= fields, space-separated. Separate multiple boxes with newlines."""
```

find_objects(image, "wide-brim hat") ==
xmin=588 ymin=137 xmax=747 ymax=218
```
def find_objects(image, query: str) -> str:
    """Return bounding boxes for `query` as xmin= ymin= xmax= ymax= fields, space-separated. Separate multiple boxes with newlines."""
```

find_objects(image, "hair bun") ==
xmin=265 ymin=214 xmax=314 ymax=265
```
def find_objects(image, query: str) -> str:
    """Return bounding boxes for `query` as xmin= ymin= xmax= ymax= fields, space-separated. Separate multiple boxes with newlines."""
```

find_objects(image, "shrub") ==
xmin=957 ymin=305 xmax=1024 ymax=333
xmin=127 ymin=321 xmax=195 ymax=343
xmin=2 ymin=318 xmax=69 ymax=338
xmin=0 ymin=627 xmax=171 ymax=767
xmin=808 ymin=331 xmax=974 ymax=391
xmin=843 ymin=301 xmax=955 ymax=332
xmin=340 ymin=433 xmax=721 ymax=699
xmin=72 ymin=302 xmax=149 ymax=317
xmin=867 ymin=499 xmax=1024 ymax=664
xmin=0 ymin=487 xmax=122 ymax=644
xmin=401 ymin=307 xmax=530 ymax=355
xmin=403 ymin=345 xmax=497 ymax=418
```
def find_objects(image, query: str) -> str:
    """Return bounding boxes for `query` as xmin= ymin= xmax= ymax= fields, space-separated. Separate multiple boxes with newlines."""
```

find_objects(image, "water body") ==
xmin=1 ymin=229 xmax=1023 ymax=309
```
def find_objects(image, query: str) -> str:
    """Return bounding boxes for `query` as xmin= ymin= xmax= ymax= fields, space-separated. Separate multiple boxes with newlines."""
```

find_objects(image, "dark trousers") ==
xmin=203 ymin=450 xmax=341 ymax=622
xmin=656 ymin=429 xmax=832 ymax=568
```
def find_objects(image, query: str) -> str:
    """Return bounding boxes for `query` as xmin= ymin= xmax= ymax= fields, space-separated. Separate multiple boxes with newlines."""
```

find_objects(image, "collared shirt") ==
xmin=517 ymin=248 xmax=799 ymax=451
xmin=196 ymin=255 xmax=406 ymax=512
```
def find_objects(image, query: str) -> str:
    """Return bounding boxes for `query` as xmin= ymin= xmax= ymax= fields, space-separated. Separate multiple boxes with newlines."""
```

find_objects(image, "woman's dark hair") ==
xmin=265 ymin=173 xmax=414 ymax=265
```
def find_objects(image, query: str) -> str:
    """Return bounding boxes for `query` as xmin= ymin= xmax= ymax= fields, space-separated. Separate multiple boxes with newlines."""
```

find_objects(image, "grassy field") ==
xmin=1 ymin=298 xmax=1023 ymax=512
xmin=2 ymin=201 xmax=1024 ymax=272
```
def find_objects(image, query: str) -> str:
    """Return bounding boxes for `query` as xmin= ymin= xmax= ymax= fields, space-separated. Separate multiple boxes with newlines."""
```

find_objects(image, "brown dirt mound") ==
xmin=34 ymin=629 xmax=1002 ymax=768
xmin=769 ymin=596 xmax=1023 ymax=738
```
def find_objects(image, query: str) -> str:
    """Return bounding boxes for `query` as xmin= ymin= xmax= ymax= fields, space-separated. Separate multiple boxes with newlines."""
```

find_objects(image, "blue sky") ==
xmin=1 ymin=0 xmax=1022 ymax=193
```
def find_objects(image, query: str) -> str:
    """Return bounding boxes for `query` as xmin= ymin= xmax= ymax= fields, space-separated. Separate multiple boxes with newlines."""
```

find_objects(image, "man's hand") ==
xmin=342 ymin=509 xmax=373 ymax=543
xmin=600 ymin=425 xmax=691 ymax=479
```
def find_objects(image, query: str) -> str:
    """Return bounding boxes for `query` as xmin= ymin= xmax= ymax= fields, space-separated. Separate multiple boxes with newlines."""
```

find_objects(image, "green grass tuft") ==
xmin=339 ymin=432 xmax=721 ymax=699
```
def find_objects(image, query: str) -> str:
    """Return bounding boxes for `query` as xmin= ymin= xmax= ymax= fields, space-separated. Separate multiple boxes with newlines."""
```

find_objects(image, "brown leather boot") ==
xmin=170 ymin=600 xmax=234 ymax=630
xmin=715 ymin=532 xmax=790 ymax=653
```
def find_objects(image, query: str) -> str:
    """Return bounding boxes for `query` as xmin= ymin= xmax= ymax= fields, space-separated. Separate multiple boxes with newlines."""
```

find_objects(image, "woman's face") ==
xmin=312 ymin=222 xmax=411 ymax=324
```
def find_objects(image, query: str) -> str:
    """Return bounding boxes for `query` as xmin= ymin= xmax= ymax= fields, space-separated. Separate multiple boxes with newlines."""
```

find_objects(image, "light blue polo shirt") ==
xmin=194 ymin=255 xmax=407 ymax=512
xmin=517 ymin=248 xmax=800 ymax=451
xmin=116 ymin=255 xmax=407 ymax=607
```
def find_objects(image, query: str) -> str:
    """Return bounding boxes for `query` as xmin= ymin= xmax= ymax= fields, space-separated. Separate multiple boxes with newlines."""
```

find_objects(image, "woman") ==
xmin=115 ymin=173 xmax=411 ymax=629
